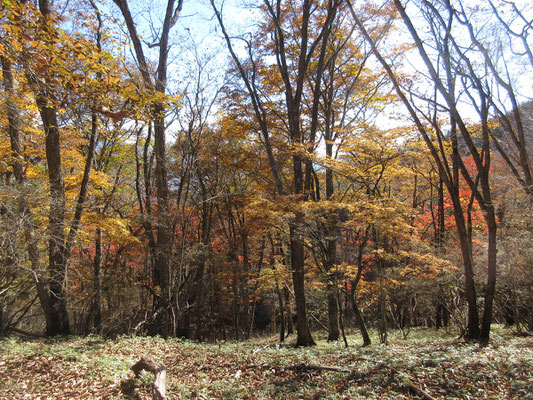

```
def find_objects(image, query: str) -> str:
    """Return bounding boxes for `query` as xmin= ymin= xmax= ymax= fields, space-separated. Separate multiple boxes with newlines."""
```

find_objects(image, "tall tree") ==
xmin=211 ymin=0 xmax=346 ymax=346
xmin=349 ymin=0 xmax=506 ymax=341
xmin=112 ymin=0 xmax=183 ymax=336
xmin=1 ymin=0 xmax=134 ymax=335
xmin=1 ymin=50 xmax=58 ymax=336
xmin=483 ymin=0 xmax=533 ymax=200
xmin=10 ymin=1 xmax=75 ymax=335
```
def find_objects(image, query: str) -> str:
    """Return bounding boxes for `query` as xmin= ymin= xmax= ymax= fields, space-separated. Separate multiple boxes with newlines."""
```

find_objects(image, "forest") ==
xmin=0 ymin=0 xmax=532 ymax=399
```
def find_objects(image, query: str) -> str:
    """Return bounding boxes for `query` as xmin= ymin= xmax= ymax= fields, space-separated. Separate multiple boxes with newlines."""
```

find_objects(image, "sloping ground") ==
xmin=0 ymin=327 xmax=531 ymax=400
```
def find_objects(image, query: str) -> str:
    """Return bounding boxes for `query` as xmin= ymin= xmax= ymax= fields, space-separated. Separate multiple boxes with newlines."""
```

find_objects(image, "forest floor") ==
xmin=0 ymin=325 xmax=531 ymax=400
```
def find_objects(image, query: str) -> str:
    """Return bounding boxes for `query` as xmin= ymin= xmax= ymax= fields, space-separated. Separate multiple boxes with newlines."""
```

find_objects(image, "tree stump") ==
xmin=132 ymin=357 xmax=167 ymax=400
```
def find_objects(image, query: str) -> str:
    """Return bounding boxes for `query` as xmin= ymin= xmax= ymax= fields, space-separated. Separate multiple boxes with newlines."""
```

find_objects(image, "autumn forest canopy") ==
xmin=1 ymin=0 xmax=532 ymax=350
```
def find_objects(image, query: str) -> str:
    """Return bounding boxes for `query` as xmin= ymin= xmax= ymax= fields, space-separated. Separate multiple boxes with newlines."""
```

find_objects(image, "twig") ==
xmin=405 ymin=378 xmax=438 ymax=400
xmin=392 ymin=368 xmax=439 ymax=400
xmin=310 ymin=312 xmax=329 ymax=332
xmin=252 ymin=344 xmax=271 ymax=355
xmin=288 ymin=363 xmax=352 ymax=373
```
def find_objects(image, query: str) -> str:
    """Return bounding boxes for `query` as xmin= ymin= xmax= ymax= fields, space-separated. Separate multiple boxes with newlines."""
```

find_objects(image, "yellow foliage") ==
xmin=81 ymin=212 xmax=140 ymax=246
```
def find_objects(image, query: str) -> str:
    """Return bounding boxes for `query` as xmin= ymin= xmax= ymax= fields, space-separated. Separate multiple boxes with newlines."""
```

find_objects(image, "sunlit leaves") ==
xmin=81 ymin=212 xmax=140 ymax=246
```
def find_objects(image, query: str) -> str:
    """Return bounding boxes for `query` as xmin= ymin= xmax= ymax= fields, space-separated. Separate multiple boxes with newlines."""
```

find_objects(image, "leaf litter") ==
xmin=0 ymin=326 xmax=531 ymax=399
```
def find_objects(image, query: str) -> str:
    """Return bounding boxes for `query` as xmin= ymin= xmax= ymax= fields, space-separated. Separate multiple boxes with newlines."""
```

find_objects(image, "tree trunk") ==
xmin=326 ymin=284 xmax=340 ymax=341
xmin=275 ymin=280 xmax=285 ymax=342
xmin=480 ymin=206 xmax=497 ymax=341
xmin=92 ymin=228 xmax=103 ymax=333
xmin=325 ymin=157 xmax=339 ymax=341
xmin=112 ymin=0 xmax=183 ymax=337
xmin=2 ymin=55 xmax=58 ymax=335
xmin=152 ymin=112 xmax=173 ymax=337
xmin=351 ymin=1 xmax=483 ymax=341
xmin=451 ymin=196 xmax=480 ymax=339
xmin=351 ymin=226 xmax=371 ymax=346
xmin=290 ymin=216 xmax=315 ymax=346
xmin=284 ymin=285 xmax=293 ymax=335
xmin=36 ymin=94 xmax=70 ymax=336
xmin=28 ymin=0 xmax=73 ymax=337
xmin=350 ymin=292 xmax=371 ymax=347
xmin=377 ymin=256 xmax=387 ymax=345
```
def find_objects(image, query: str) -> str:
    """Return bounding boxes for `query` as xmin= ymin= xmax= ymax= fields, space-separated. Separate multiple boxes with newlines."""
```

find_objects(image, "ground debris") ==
xmin=0 ymin=327 xmax=531 ymax=399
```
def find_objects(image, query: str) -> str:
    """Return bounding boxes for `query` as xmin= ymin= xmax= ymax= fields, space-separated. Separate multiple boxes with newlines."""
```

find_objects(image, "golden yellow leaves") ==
xmin=81 ymin=212 xmax=140 ymax=246
xmin=2 ymin=0 xmax=184 ymax=125
xmin=255 ymin=261 xmax=291 ymax=291
xmin=0 ymin=139 xmax=11 ymax=174
xmin=398 ymin=251 xmax=458 ymax=279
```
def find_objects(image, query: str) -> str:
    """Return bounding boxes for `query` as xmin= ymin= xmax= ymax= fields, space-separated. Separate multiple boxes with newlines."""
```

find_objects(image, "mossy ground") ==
xmin=0 ymin=326 xmax=531 ymax=399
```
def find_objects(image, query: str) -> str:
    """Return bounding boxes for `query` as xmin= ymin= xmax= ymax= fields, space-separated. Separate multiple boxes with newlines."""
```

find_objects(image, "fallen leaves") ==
xmin=0 ymin=327 xmax=531 ymax=399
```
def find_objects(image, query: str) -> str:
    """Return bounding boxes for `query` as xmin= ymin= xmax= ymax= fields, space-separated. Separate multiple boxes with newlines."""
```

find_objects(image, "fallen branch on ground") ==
xmin=252 ymin=344 xmax=271 ymax=355
xmin=396 ymin=371 xmax=438 ymax=400
xmin=287 ymin=363 xmax=353 ymax=373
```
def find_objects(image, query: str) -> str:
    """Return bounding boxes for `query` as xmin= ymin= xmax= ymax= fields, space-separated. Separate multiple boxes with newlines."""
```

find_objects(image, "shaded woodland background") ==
xmin=1 ymin=0 xmax=532 ymax=345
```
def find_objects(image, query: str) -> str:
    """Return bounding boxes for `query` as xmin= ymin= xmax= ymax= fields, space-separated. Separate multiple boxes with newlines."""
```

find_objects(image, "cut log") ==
xmin=132 ymin=357 xmax=167 ymax=400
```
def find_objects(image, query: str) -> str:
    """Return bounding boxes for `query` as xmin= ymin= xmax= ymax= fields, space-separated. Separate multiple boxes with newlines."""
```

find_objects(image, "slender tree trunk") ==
xmin=325 ymin=139 xmax=339 ymax=341
xmin=377 ymin=257 xmax=387 ymax=345
xmin=350 ymin=291 xmax=371 ymax=347
xmin=437 ymin=177 xmax=445 ymax=248
xmin=92 ymin=228 xmax=103 ymax=333
xmin=241 ymin=232 xmax=250 ymax=339
xmin=290 ymin=137 xmax=314 ymax=346
xmin=451 ymin=195 xmax=480 ymax=339
xmin=325 ymin=228 xmax=340 ymax=341
xmin=284 ymin=285 xmax=293 ymax=335
xmin=152 ymin=112 xmax=173 ymax=336
xmin=275 ymin=280 xmax=285 ymax=342
xmin=326 ymin=284 xmax=340 ymax=341
xmin=336 ymin=288 xmax=348 ymax=347
xmin=248 ymin=295 xmax=256 ymax=339
xmin=35 ymin=94 xmax=70 ymax=336
xmin=112 ymin=0 xmax=183 ymax=337
xmin=349 ymin=228 xmax=371 ymax=346
xmin=480 ymin=207 xmax=497 ymax=341
xmin=233 ymin=259 xmax=240 ymax=341
xmin=2 ymin=55 xmax=58 ymax=334
xmin=290 ymin=217 xmax=315 ymax=346
xmin=0 ymin=304 xmax=4 ymax=337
